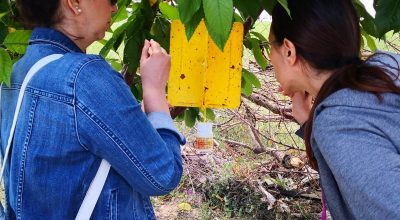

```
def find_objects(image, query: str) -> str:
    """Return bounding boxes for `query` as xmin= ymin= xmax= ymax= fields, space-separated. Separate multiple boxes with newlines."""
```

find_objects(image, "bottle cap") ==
xmin=197 ymin=122 xmax=213 ymax=137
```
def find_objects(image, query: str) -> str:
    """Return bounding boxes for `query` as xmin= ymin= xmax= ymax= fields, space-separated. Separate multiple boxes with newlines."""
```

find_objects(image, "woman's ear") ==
xmin=65 ymin=0 xmax=82 ymax=15
xmin=282 ymin=38 xmax=297 ymax=66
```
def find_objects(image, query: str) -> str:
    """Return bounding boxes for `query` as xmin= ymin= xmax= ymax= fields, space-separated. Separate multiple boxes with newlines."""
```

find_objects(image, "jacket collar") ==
xmin=29 ymin=27 xmax=84 ymax=53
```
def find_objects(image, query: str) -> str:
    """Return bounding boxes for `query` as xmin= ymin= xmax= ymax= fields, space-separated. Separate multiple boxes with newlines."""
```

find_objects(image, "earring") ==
xmin=75 ymin=6 xmax=82 ymax=14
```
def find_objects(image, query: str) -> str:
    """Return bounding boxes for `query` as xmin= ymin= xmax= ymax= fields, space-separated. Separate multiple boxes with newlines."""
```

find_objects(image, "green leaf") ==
xmin=140 ymin=0 xmax=157 ymax=31
xmin=251 ymin=31 xmax=268 ymax=42
xmin=374 ymin=0 xmax=400 ymax=38
xmin=0 ymin=48 xmax=12 ymax=86
xmin=126 ymin=10 xmax=145 ymax=37
xmin=175 ymin=111 xmax=185 ymax=122
xmin=261 ymin=0 xmax=277 ymax=14
xmin=110 ymin=60 xmax=122 ymax=71
xmin=203 ymin=0 xmax=234 ymax=51
xmin=100 ymin=22 xmax=129 ymax=57
xmin=112 ymin=5 xmax=128 ymax=23
xmin=241 ymin=76 xmax=253 ymax=96
xmin=184 ymin=8 xmax=204 ymax=41
xmin=118 ymin=0 xmax=133 ymax=8
xmin=250 ymin=38 xmax=268 ymax=70
xmin=131 ymin=79 xmax=143 ymax=101
xmin=352 ymin=0 xmax=378 ymax=38
xmin=178 ymin=0 xmax=201 ymax=24
xmin=151 ymin=17 xmax=171 ymax=52
xmin=233 ymin=11 xmax=244 ymax=23
xmin=0 ymin=0 xmax=9 ymax=12
xmin=123 ymin=8 xmax=146 ymax=73
xmin=124 ymin=35 xmax=144 ymax=73
xmin=0 ymin=12 xmax=8 ymax=19
xmin=242 ymin=68 xmax=261 ymax=88
xmin=113 ymin=32 xmax=125 ymax=51
xmin=277 ymin=0 xmax=291 ymax=17
xmin=159 ymin=2 xmax=179 ymax=20
xmin=243 ymin=38 xmax=253 ymax=50
xmin=3 ymin=30 xmax=31 ymax=54
xmin=0 ymin=22 xmax=7 ymax=43
xmin=233 ymin=0 xmax=262 ymax=21
xmin=184 ymin=108 xmax=198 ymax=128
xmin=205 ymin=108 xmax=216 ymax=121
xmin=361 ymin=28 xmax=377 ymax=51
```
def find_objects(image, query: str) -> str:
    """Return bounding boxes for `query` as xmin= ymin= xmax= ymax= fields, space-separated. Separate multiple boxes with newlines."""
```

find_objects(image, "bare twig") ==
xmin=386 ymin=40 xmax=400 ymax=53
xmin=228 ymin=109 xmax=301 ymax=150
xmin=219 ymin=138 xmax=253 ymax=151
xmin=244 ymin=104 xmax=267 ymax=153
xmin=244 ymin=93 xmax=294 ymax=120
xmin=257 ymin=180 xmax=276 ymax=210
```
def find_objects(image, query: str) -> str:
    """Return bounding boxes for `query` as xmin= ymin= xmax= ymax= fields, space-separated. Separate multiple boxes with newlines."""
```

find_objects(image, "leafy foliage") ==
xmin=178 ymin=0 xmax=201 ymax=25
xmin=0 ymin=47 xmax=11 ymax=86
xmin=242 ymin=68 xmax=261 ymax=96
xmin=4 ymin=30 xmax=31 ymax=54
xmin=374 ymin=0 xmax=400 ymax=37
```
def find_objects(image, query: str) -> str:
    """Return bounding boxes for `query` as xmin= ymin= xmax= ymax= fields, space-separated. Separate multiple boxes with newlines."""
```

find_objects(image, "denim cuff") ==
xmin=147 ymin=112 xmax=186 ymax=145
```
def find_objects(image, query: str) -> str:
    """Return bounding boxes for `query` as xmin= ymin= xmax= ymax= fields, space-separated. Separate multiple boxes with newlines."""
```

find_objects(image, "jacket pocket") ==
xmin=108 ymin=188 xmax=118 ymax=220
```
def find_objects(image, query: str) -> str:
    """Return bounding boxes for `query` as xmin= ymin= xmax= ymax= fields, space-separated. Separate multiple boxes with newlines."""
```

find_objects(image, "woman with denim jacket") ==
xmin=0 ymin=0 xmax=185 ymax=219
xmin=269 ymin=0 xmax=400 ymax=219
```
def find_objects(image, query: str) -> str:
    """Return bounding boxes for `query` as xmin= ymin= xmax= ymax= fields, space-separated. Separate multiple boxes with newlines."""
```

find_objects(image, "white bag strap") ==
xmin=0 ymin=54 xmax=63 ymax=217
xmin=0 ymin=54 xmax=111 ymax=220
xmin=75 ymin=159 xmax=111 ymax=220
xmin=0 ymin=54 xmax=63 ymax=182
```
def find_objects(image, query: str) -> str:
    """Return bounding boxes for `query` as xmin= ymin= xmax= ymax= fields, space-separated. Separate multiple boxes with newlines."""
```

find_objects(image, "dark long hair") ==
xmin=271 ymin=0 xmax=400 ymax=169
xmin=16 ymin=0 xmax=61 ymax=29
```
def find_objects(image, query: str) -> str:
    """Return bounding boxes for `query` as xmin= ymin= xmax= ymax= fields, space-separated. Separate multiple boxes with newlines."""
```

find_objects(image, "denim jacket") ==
xmin=0 ymin=27 xmax=185 ymax=219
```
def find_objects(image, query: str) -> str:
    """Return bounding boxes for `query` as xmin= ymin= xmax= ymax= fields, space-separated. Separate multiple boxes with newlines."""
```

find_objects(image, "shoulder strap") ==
xmin=0 ymin=54 xmax=63 ymax=182
xmin=0 ymin=54 xmax=63 ymax=217
xmin=75 ymin=159 xmax=111 ymax=220
xmin=0 ymin=54 xmax=110 ymax=220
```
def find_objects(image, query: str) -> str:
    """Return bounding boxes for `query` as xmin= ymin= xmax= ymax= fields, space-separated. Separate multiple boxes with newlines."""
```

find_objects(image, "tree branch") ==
xmin=244 ymin=93 xmax=294 ymax=120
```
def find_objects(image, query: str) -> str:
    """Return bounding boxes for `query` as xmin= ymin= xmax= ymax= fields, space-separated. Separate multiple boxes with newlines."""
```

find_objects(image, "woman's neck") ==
xmin=306 ymin=69 xmax=333 ymax=97
xmin=53 ymin=24 xmax=88 ymax=52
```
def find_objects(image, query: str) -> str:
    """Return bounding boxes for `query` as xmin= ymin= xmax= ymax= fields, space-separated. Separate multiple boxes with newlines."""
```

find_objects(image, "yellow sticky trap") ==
xmin=168 ymin=20 xmax=244 ymax=109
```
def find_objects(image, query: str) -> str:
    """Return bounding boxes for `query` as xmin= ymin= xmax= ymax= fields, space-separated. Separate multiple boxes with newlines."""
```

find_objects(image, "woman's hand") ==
xmin=290 ymin=91 xmax=313 ymax=125
xmin=140 ymin=39 xmax=171 ymax=115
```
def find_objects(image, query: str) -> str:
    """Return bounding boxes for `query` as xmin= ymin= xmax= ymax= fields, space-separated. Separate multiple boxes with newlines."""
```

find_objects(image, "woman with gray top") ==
xmin=269 ymin=0 xmax=400 ymax=219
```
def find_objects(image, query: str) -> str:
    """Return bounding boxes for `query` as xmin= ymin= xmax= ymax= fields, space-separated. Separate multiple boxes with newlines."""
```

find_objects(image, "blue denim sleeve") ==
xmin=313 ymin=106 xmax=400 ymax=218
xmin=74 ymin=57 xmax=184 ymax=196
xmin=147 ymin=112 xmax=185 ymax=143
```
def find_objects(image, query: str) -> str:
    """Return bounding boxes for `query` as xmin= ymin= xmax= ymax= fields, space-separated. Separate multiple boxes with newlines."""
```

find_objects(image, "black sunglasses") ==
xmin=109 ymin=0 xmax=117 ymax=5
